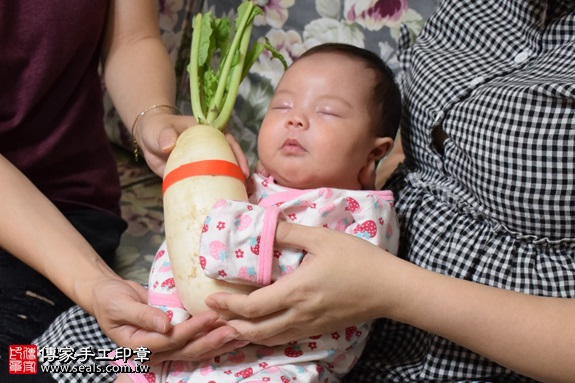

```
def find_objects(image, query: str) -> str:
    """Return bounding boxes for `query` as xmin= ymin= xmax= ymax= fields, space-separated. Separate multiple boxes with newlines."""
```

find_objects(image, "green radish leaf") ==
xmin=263 ymin=37 xmax=288 ymax=70
xmin=241 ymin=38 xmax=287 ymax=81
xmin=211 ymin=17 xmax=230 ymax=61
xmin=188 ymin=1 xmax=286 ymax=131
xmin=241 ymin=43 xmax=264 ymax=82
xmin=197 ymin=12 xmax=213 ymax=67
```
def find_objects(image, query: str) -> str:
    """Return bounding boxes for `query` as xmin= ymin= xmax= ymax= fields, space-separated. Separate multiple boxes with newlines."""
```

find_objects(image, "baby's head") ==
xmin=257 ymin=43 xmax=401 ymax=190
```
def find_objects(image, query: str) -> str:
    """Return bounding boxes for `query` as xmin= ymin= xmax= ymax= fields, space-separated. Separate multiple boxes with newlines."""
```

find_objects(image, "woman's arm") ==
xmin=207 ymin=222 xmax=575 ymax=383
xmin=0 ymin=154 xmax=243 ymax=363
xmin=100 ymin=0 xmax=249 ymax=177
xmin=100 ymin=0 xmax=194 ymax=176
xmin=0 ymin=155 xmax=122 ymax=313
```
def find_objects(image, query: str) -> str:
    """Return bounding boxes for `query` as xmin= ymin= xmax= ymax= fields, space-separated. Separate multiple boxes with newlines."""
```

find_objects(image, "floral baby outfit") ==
xmin=125 ymin=173 xmax=399 ymax=383
xmin=200 ymin=174 xmax=399 ymax=287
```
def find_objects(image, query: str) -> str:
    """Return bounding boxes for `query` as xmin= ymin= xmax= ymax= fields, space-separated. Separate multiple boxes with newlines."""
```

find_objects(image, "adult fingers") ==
xmin=149 ymin=324 xmax=248 ymax=364
xmin=116 ymin=282 xmax=172 ymax=334
xmin=112 ymin=309 xmax=222 ymax=354
xmin=225 ymin=132 xmax=250 ymax=178
xmin=205 ymin=280 xmax=291 ymax=323
xmin=140 ymin=115 xmax=196 ymax=176
xmin=254 ymin=160 xmax=270 ymax=177
xmin=273 ymin=221 xmax=324 ymax=250
xmin=205 ymin=275 xmax=305 ymax=343
xmin=157 ymin=115 xmax=197 ymax=153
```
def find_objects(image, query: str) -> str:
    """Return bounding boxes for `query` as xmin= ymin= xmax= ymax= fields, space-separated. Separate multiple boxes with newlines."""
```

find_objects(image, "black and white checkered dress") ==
xmin=35 ymin=1 xmax=574 ymax=382
xmin=347 ymin=0 xmax=575 ymax=382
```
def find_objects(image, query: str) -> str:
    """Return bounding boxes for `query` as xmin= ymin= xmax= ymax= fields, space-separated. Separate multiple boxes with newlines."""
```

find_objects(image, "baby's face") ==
xmin=257 ymin=52 xmax=382 ymax=190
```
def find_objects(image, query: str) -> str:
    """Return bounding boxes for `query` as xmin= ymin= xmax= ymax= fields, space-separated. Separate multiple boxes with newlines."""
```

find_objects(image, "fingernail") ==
xmin=205 ymin=298 xmax=220 ymax=309
xmin=206 ymin=312 xmax=220 ymax=324
xmin=231 ymin=340 xmax=250 ymax=349
xmin=223 ymin=332 xmax=240 ymax=343
xmin=153 ymin=317 xmax=166 ymax=333
xmin=160 ymin=142 xmax=175 ymax=151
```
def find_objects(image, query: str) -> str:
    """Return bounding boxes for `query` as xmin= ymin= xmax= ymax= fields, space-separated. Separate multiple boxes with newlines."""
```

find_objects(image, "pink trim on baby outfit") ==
xmin=371 ymin=189 xmax=395 ymax=203
xmin=258 ymin=183 xmax=395 ymax=208
xmin=148 ymin=290 xmax=186 ymax=308
xmin=257 ymin=206 xmax=282 ymax=285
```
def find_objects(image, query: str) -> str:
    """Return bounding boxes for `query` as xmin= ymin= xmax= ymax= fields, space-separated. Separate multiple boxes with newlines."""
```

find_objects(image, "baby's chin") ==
xmin=270 ymin=171 xmax=319 ymax=190
xmin=273 ymin=173 xmax=361 ymax=191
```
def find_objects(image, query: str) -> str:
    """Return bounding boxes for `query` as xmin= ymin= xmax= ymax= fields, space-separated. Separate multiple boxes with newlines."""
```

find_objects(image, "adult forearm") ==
xmin=272 ymin=223 xmax=575 ymax=382
xmin=389 ymin=256 xmax=575 ymax=383
xmin=101 ymin=0 xmax=177 ymax=129
xmin=0 ymin=155 xmax=121 ymax=314
xmin=104 ymin=38 xmax=176 ymax=127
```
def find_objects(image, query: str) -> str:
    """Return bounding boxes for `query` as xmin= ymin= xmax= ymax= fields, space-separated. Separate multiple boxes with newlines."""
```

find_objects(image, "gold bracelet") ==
xmin=131 ymin=104 xmax=182 ymax=161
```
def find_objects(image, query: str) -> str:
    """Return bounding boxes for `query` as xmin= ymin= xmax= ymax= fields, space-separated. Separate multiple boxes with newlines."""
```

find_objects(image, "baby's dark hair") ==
xmin=297 ymin=43 xmax=402 ymax=139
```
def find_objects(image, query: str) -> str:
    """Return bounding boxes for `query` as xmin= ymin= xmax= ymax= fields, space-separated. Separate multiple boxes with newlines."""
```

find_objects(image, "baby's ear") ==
xmin=358 ymin=137 xmax=394 ymax=190
xmin=371 ymin=137 xmax=394 ymax=161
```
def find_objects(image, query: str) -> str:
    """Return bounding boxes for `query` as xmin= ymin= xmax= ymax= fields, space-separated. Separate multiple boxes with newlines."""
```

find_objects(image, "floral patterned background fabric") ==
xmin=108 ymin=0 xmax=438 ymax=284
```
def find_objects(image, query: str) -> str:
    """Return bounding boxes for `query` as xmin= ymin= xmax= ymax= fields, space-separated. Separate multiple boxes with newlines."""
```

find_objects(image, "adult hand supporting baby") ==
xmin=204 ymin=222 xmax=401 ymax=346
xmin=206 ymin=222 xmax=575 ymax=382
xmin=90 ymin=277 xmax=247 ymax=365
xmin=1 ymin=153 xmax=245 ymax=367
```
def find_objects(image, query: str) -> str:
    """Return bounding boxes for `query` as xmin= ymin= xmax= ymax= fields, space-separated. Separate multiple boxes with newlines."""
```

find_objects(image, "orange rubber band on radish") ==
xmin=162 ymin=160 xmax=246 ymax=195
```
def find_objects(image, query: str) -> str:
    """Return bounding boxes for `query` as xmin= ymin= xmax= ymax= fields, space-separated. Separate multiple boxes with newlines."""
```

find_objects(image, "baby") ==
xmin=116 ymin=42 xmax=402 ymax=383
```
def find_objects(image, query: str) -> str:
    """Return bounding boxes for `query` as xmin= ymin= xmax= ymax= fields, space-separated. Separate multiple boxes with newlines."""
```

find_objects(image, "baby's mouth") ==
xmin=281 ymin=138 xmax=305 ymax=153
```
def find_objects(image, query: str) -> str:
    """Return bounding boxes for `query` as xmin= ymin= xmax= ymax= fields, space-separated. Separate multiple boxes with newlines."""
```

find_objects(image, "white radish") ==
xmin=162 ymin=1 xmax=285 ymax=315
xmin=163 ymin=126 xmax=254 ymax=314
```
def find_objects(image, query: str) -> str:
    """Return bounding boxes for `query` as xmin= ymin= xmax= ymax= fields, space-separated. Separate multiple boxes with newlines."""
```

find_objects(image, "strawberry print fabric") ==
xmin=148 ymin=241 xmax=191 ymax=325
xmin=200 ymin=173 xmax=399 ymax=286
xmin=133 ymin=173 xmax=399 ymax=382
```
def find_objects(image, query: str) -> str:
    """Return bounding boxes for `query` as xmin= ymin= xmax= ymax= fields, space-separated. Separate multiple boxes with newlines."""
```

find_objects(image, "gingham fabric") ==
xmin=34 ymin=1 xmax=574 ymax=382
xmin=34 ymin=305 xmax=117 ymax=383
xmin=346 ymin=0 xmax=575 ymax=382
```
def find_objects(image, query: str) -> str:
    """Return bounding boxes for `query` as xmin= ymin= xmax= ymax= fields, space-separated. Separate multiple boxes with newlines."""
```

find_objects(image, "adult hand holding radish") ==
xmin=131 ymin=109 xmax=249 ymax=179
xmin=131 ymin=109 xmax=195 ymax=177
xmin=163 ymin=1 xmax=286 ymax=315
